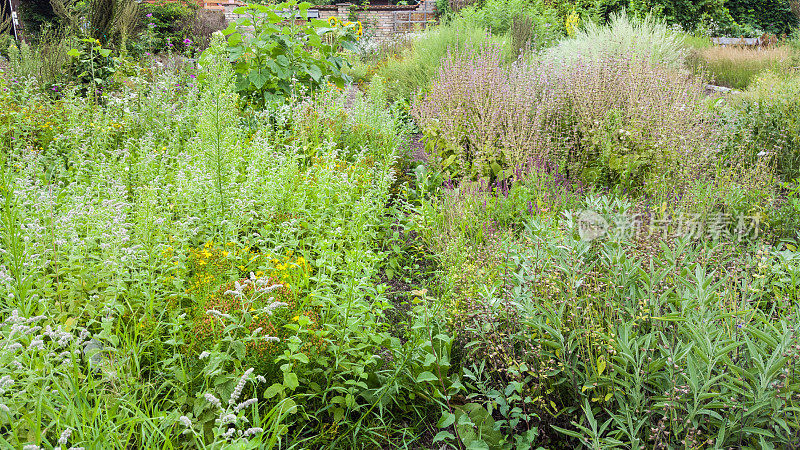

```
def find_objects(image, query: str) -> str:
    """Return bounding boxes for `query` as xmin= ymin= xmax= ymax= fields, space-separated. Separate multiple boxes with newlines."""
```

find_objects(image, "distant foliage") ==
xmin=543 ymin=13 xmax=687 ymax=71
xmin=726 ymin=0 xmax=799 ymax=35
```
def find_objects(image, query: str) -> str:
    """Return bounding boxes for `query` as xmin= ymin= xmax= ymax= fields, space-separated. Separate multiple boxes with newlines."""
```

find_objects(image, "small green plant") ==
xmin=220 ymin=1 xmax=359 ymax=105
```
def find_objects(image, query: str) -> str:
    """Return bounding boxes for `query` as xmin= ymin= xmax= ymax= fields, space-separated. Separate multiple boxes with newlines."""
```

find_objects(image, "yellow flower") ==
xmin=292 ymin=315 xmax=299 ymax=321
xmin=222 ymin=251 xmax=229 ymax=257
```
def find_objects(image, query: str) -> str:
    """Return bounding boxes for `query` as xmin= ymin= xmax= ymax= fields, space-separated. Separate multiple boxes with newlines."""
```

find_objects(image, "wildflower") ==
xmin=204 ymin=393 xmax=222 ymax=409
xmin=179 ymin=415 xmax=193 ymax=428
xmin=234 ymin=397 xmax=257 ymax=413
xmin=243 ymin=427 xmax=263 ymax=437
xmin=199 ymin=351 xmax=210 ymax=359
xmin=229 ymin=368 xmax=254 ymax=405
xmin=58 ymin=429 xmax=72 ymax=446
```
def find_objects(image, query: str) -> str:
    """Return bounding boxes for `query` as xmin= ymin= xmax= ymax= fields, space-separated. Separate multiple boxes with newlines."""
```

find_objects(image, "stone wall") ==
xmin=222 ymin=1 xmax=436 ymax=42
xmin=316 ymin=1 xmax=437 ymax=41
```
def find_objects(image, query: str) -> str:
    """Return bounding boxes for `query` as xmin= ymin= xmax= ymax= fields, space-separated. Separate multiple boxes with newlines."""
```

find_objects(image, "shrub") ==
xmin=220 ymin=1 xmax=359 ymax=105
xmin=139 ymin=1 xmax=196 ymax=54
xmin=543 ymin=12 xmax=687 ymax=70
xmin=556 ymin=55 xmax=718 ymax=195
xmin=721 ymin=72 xmax=800 ymax=182
xmin=413 ymin=41 xmax=572 ymax=181
xmin=459 ymin=0 xmax=540 ymax=35
xmin=139 ymin=1 xmax=225 ymax=54
xmin=415 ymin=36 xmax=717 ymax=195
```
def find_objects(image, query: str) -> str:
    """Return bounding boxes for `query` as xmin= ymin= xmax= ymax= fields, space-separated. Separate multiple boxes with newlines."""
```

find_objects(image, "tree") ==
xmin=50 ymin=0 xmax=140 ymax=47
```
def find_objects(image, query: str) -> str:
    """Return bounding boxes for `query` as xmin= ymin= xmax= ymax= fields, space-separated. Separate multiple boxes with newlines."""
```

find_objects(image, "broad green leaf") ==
xmin=283 ymin=372 xmax=299 ymax=391
xmin=416 ymin=371 xmax=438 ymax=383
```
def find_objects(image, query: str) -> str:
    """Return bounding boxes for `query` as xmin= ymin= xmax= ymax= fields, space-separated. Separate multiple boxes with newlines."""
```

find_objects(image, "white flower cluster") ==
xmin=1 ymin=311 xmax=95 ymax=416
xmin=21 ymin=427 xmax=84 ymax=450
xmin=178 ymin=368 xmax=266 ymax=444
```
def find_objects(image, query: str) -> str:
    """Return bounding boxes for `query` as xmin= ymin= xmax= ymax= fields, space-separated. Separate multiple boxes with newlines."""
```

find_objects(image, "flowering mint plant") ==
xmin=219 ymin=0 xmax=359 ymax=105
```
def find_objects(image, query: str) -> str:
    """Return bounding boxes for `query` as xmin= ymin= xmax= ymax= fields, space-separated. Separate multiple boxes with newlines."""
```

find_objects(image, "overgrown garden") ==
xmin=1 ymin=0 xmax=800 ymax=448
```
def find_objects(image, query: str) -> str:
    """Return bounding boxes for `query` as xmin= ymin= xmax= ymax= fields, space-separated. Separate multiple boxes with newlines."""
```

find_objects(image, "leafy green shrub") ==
xmin=726 ymin=0 xmax=799 ymax=35
xmin=220 ymin=1 xmax=358 ymax=105
xmin=721 ymin=72 xmax=800 ymax=181
xmin=140 ymin=1 xmax=196 ymax=53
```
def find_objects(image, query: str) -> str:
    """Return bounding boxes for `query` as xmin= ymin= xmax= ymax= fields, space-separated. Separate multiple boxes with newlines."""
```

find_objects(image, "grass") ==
xmin=370 ymin=20 xmax=512 ymax=100
xmin=687 ymin=44 xmax=799 ymax=89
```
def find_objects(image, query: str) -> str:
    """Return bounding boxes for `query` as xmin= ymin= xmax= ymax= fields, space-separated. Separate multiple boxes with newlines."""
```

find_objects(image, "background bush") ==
xmin=721 ymin=71 xmax=800 ymax=182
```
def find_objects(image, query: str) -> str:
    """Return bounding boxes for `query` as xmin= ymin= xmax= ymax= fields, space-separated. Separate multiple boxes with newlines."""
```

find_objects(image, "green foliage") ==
xmin=627 ymin=0 xmax=729 ymax=32
xmin=376 ymin=20 xmax=509 ymax=100
xmin=445 ymin=203 xmax=800 ymax=445
xmin=220 ymin=1 xmax=358 ymax=105
xmin=3 ymin=7 xmax=800 ymax=447
xmin=66 ymin=38 xmax=119 ymax=95
xmin=140 ymin=1 xmax=197 ymax=53
xmin=722 ymin=72 xmax=800 ymax=182
xmin=543 ymin=12 xmax=687 ymax=70
xmin=769 ymin=180 xmax=800 ymax=241
xmin=727 ymin=0 xmax=799 ymax=35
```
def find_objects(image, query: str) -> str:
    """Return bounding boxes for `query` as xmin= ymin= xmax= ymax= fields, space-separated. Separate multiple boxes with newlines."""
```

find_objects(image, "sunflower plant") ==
xmin=220 ymin=0 xmax=360 ymax=105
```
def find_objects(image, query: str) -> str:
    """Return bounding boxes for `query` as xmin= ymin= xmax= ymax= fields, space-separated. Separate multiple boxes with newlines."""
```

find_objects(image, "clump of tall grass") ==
xmin=687 ymin=45 xmax=797 ymax=89
xmin=544 ymin=12 xmax=686 ymax=70
xmin=376 ymin=20 xmax=511 ymax=100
